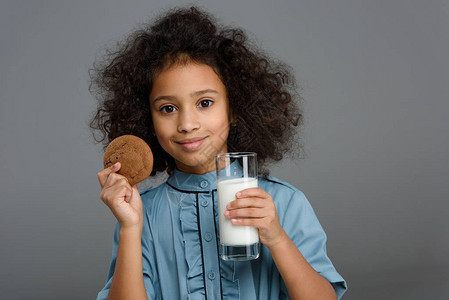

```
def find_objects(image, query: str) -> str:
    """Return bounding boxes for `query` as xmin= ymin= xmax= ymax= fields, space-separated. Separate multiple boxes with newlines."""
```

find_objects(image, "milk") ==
xmin=217 ymin=177 xmax=259 ymax=246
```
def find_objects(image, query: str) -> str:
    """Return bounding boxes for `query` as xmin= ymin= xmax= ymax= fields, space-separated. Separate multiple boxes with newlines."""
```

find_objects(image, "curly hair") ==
xmin=89 ymin=6 xmax=303 ymax=177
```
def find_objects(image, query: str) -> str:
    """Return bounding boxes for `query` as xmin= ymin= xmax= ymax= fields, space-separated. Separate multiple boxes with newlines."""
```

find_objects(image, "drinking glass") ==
xmin=216 ymin=152 xmax=259 ymax=261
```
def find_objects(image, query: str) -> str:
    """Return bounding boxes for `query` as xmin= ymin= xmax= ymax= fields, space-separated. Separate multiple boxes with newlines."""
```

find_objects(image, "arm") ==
xmin=268 ymin=231 xmax=337 ymax=299
xmin=107 ymin=227 xmax=148 ymax=300
xmin=97 ymin=163 xmax=148 ymax=300
xmin=225 ymin=188 xmax=337 ymax=300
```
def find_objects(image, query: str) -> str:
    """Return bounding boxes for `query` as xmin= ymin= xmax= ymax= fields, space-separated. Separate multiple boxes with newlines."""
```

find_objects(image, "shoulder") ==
xmin=259 ymin=176 xmax=310 ymax=217
xmin=259 ymin=176 xmax=305 ymax=199
xmin=139 ymin=182 xmax=169 ymax=206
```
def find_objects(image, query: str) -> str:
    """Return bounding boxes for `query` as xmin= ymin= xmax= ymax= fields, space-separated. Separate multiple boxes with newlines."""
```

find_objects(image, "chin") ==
xmin=177 ymin=155 xmax=215 ymax=172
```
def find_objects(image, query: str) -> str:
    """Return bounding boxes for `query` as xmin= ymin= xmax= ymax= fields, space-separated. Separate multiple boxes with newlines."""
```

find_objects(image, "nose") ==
xmin=177 ymin=109 xmax=200 ymax=133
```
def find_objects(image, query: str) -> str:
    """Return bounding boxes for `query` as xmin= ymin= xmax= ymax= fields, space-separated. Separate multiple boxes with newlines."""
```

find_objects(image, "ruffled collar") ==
xmin=167 ymin=160 xmax=244 ymax=193
xmin=167 ymin=167 xmax=218 ymax=193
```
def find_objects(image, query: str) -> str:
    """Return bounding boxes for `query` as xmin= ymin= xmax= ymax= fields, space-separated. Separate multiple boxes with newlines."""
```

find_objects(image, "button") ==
xmin=201 ymin=200 xmax=209 ymax=207
xmin=208 ymin=272 xmax=216 ymax=280
xmin=204 ymin=233 xmax=213 ymax=242
xmin=200 ymin=180 xmax=209 ymax=188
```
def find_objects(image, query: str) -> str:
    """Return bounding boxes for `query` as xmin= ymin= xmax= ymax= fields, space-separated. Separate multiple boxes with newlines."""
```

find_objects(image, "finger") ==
xmin=126 ymin=185 xmax=139 ymax=203
xmin=102 ymin=172 xmax=130 ymax=192
xmin=235 ymin=187 xmax=270 ymax=199
xmin=124 ymin=189 xmax=131 ymax=203
xmin=225 ymin=207 xmax=267 ymax=219
xmin=226 ymin=197 xmax=266 ymax=210
xmin=97 ymin=162 xmax=121 ymax=187
xmin=102 ymin=183 xmax=133 ymax=207
xmin=127 ymin=185 xmax=143 ymax=208
xmin=230 ymin=217 xmax=263 ymax=228
xmin=118 ymin=184 xmax=133 ymax=203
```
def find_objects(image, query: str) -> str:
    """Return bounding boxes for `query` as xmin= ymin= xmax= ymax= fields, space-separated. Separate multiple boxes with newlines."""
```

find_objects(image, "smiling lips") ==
xmin=176 ymin=136 xmax=207 ymax=151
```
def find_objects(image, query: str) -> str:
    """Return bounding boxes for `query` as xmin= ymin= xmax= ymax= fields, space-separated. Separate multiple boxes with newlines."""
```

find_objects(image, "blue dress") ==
xmin=97 ymin=167 xmax=347 ymax=299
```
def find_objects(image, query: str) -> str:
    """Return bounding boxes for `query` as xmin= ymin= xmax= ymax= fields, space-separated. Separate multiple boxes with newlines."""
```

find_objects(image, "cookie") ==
xmin=103 ymin=135 xmax=154 ymax=186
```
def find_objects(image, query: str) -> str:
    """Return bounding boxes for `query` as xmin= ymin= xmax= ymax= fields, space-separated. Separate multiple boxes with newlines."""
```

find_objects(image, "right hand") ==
xmin=97 ymin=162 xmax=143 ymax=231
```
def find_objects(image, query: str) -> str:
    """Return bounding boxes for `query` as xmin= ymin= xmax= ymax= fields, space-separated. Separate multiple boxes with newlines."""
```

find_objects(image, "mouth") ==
xmin=175 ymin=136 xmax=208 ymax=151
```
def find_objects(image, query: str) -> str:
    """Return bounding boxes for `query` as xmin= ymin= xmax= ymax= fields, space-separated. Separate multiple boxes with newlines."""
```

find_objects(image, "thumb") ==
xmin=128 ymin=185 xmax=142 ymax=205
xmin=97 ymin=162 xmax=121 ymax=188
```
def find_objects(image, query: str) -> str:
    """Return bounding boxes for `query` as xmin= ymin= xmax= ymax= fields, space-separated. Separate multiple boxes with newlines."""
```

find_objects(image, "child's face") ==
xmin=149 ymin=62 xmax=232 ymax=174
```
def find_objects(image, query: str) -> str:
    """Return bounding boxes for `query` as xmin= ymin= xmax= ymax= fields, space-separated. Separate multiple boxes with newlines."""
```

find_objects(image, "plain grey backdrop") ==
xmin=1 ymin=0 xmax=448 ymax=299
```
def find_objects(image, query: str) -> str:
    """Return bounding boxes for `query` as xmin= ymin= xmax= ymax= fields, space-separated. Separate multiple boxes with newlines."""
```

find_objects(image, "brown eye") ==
xmin=198 ymin=99 xmax=213 ymax=108
xmin=160 ymin=105 xmax=177 ymax=113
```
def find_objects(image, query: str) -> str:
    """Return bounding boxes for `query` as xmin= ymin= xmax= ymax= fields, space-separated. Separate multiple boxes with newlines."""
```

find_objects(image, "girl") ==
xmin=91 ymin=7 xmax=347 ymax=300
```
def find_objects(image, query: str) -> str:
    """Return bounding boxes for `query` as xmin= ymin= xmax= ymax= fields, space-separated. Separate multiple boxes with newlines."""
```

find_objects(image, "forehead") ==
xmin=150 ymin=62 xmax=227 ymax=98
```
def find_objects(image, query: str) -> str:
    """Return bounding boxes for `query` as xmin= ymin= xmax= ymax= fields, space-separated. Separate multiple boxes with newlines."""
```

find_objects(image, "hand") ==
xmin=97 ymin=162 xmax=143 ymax=231
xmin=224 ymin=188 xmax=288 ymax=248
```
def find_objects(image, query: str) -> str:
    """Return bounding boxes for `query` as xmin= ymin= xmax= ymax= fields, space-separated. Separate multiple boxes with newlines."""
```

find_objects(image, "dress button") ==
xmin=204 ymin=233 xmax=213 ymax=242
xmin=200 ymin=180 xmax=209 ymax=188
xmin=201 ymin=200 xmax=209 ymax=207
xmin=208 ymin=272 xmax=216 ymax=280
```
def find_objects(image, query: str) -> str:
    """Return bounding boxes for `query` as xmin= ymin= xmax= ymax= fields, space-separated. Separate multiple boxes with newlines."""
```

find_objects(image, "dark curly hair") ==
xmin=89 ymin=6 xmax=303 ymax=177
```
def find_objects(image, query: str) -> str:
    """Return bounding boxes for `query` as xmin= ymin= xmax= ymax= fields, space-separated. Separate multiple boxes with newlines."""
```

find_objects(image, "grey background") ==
xmin=1 ymin=0 xmax=448 ymax=299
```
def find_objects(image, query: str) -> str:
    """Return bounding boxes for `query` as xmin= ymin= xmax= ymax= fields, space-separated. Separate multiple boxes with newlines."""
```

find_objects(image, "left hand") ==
xmin=225 ymin=187 xmax=288 ymax=248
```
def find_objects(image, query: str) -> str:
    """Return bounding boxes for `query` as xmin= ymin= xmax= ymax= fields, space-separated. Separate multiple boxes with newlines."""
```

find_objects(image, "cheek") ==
xmin=154 ymin=129 xmax=173 ymax=155
xmin=212 ymin=115 xmax=231 ymax=143
xmin=154 ymin=125 xmax=170 ymax=143
xmin=151 ymin=111 xmax=166 ymax=133
xmin=151 ymin=117 xmax=170 ymax=142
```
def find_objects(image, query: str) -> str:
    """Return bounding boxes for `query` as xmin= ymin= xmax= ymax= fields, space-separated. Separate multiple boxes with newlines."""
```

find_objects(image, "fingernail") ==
xmin=224 ymin=211 xmax=230 ymax=217
xmin=236 ymin=192 xmax=241 ymax=197
xmin=226 ymin=203 xmax=231 ymax=209
xmin=113 ymin=162 xmax=119 ymax=168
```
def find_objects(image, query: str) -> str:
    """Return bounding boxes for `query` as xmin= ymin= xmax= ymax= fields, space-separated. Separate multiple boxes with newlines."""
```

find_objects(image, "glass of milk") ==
xmin=216 ymin=152 xmax=259 ymax=261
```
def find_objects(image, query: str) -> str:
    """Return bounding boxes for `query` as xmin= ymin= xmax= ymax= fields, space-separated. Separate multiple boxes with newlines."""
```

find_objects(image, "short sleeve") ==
xmin=96 ymin=207 xmax=159 ymax=300
xmin=279 ymin=189 xmax=347 ymax=299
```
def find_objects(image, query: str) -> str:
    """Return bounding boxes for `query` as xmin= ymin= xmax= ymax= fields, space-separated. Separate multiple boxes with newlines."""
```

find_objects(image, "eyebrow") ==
xmin=152 ymin=89 xmax=219 ymax=104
